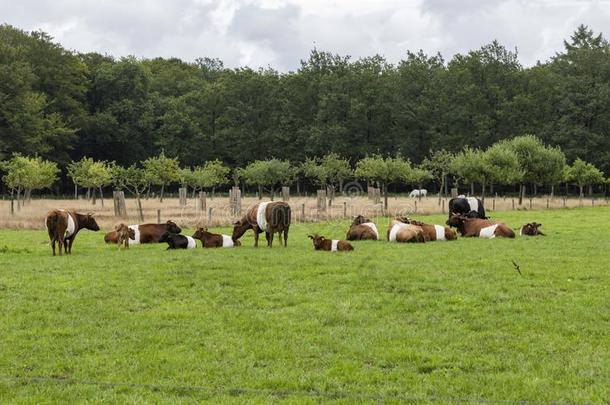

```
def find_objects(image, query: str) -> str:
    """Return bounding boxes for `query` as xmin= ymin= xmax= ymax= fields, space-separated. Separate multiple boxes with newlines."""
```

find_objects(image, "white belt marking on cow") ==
xmin=519 ymin=227 xmax=523 ymax=236
xmin=479 ymin=224 xmax=498 ymax=238
xmin=256 ymin=202 xmax=270 ymax=232
xmin=65 ymin=212 xmax=76 ymax=238
xmin=331 ymin=240 xmax=339 ymax=251
xmin=128 ymin=225 xmax=141 ymax=245
xmin=389 ymin=222 xmax=409 ymax=242
xmin=434 ymin=224 xmax=446 ymax=241
xmin=467 ymin=197 xmax=479 ymax=213
xmin=186 ymin=236 xmax=197 ymax=249
xmin=361 ymin=222 xmax=379 ymax=239
xmin=221 ymin=234 xmax=234 ymax=247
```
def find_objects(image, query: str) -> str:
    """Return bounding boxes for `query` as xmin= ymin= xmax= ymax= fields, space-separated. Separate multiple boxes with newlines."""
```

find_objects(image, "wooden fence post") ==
xmin=282 ymin=186 xmax=290 ymax=201
xmin=546 ymin=197 xmax=550 ymax=209
xmin=301 ymin=203 xmax=305 ymax=222
xmin=179 ymin=187 xmax=187 ymax=207
xmin=343 ymin=201 xmax=347 ymax=218
xmin=198 ymin=191 xmax=207 ymax=213
xmin=441 ymin=199 xmax=445 ymax=214
xmin=229 ymin=187 xmax=241 ymax=216
xmin=317 ymin=190 xmax=327 ymax=217
xmin=512 ymin=199 xmax=515 ymax=210
xmin=157 ymin=209 xmax=161 ymax=224
xmin=492 ymin=198 xmax=496 ymax=211
xmin=529 ymin=197 xmax=533 ymax=209
xmin=208 ymin=207 xmax=213 ymax=224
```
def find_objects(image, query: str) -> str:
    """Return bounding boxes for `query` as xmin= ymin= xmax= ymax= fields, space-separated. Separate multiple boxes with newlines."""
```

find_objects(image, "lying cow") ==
xmin=387 ymin=219 xmax=427 ymax=243
xmin=192 ymin=227 xmax=240 ymax=248
xmin=448 ymin=197 xmax=486 ymax=219
xmin=232 ymin=201 xmax=291 ymax=247
xmin=520 ymin=222 xmax=545 ymax=236
xmin=46 ymin=209 xmax=100 ymax=256
xmin=409 ymin=189 xmax=427 ymax=198
xmin=446 ymin=214 xmax=514 ymax=238
xmin=114 ymin=223 xmax=135 ymax=250
xmin=397 ymin=217 xmax=457 ymax=241
xmin=159 ymin=232 xmax=197 ymax=249
xmin=346 ymin=215 xmax=379 ymax=240
xmin=104 ymin=220 xmax=182 ymax=245
xmin=308 ymin=234 xmax=354 ymax=251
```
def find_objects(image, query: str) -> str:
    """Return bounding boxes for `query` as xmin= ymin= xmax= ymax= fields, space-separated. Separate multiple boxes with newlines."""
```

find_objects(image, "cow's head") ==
xmin=521 ymin=222 xmax=544 ymax=236
xmin=159 ymin=231 xmax=171 ymax=243
xmin=397 ymin=217 xmax=424 ymax=226
xmin=192 ymin=227 xmax=208 ymax=240
xmin=446 ymin=213 xmax=466 ymax=228
xmin=84 ymin=213 xmax=100 ymax=231
xmin=128 ymin=228 xmax=136 ymax=240
xmin=232 ymin=218 xmax=252 ymax=241
xmin=308 ymin=234 xmax=325 ymax=249
xmin=165 ymin=220 xmax=181 ymax=234
xmin=352 ymin=215 xmax=371 ymax=226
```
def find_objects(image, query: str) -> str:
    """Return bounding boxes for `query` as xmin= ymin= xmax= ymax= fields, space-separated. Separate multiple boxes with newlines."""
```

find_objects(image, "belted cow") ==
xmin=104 ymin=221 xmax=182 ymax=245
xmin=346 ymin=215 xmax=379 ymax=240
xmin=232 ymin=201 xmax=291 ymax=247
xmin=446 ymin=214 xmax=514 ymax=238
xmin=308 ymin=234 xmax=354 ymax=251
xmin=45 ymin=209 xmax=100 ymax=256
xmin=159 ymin=232 xmax=197 ymax=249
xmin=192 ymin=227 xmax=240 ymax=248
xmin=448 ymin=197 xmax=486 ymax=219
xmin=520 ymin=222 xmax=545 ymax=236
xmin=397 ymin=217 xmax=457 ymax=241
xmin=387 ymin=219 xmax=427 ymax=243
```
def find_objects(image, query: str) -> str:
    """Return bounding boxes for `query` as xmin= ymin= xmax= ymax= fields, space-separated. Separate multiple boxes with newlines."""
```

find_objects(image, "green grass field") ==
xmin=0 ymin=207 xmax=608 ymax=403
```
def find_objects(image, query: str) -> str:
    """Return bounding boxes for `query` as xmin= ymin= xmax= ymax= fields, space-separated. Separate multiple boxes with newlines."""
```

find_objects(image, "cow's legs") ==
xmin=51 ymin=239 xmax=56 ymax=256
xmin=68 ymin=237 xmax=75 ymax=254
xmin=253 ymin=227 xmax=260 ymax=248
xmin=267 ymin=231 xmax=274 ymax=247
xmin=57 ymin=236 xmax=64 ymax=256
xmin=283 ymin=228 xmax=288 ymax=247
xmin=64 ymin=237 xmax=69 ymax=254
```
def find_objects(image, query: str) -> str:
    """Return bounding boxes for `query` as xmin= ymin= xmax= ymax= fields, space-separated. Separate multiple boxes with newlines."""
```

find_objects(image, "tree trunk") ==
xmin=160 ymin=184 xmax=165 ymax=202
xmin=481 ymin=183 xmax=486 ymax=202
xmin=470 ymin=182 xmax=474 ymax=196
xmin=533 ymin=184 xmax=538 ymax=196
xmin=579 ymin=185 xmax=584 ymax=198
xmin=146 ymin=184 xmax=151 ymax=200
xmin=383 ymin=183 xmax=388 ymax=211
xmin=438 ymin=176 xmax=444 ymax=205
xmin=16 ymin=187 xmax=21 ymax=210
xmin=136 ymin=193 xmax=144 ymax=221
xmin=444 ymin=175 xmax=448 ymax=196
xmin=10 ymin=189 xmax=14 ymax=215
xmin=418 ymin=183 xmax=423 ymax=201
xmin=519 ymin=183 xmax=525 ymax=205
xmin=550 ymin=184 xmax=555 ymax=199
xmin=588 ymin=184 xmax=593 ymax=196
xmin=74 ymin=184 xmax=78 ymax=199
xmin=258 ymin=185 xmax=263 ymax=200
xmin=91 ymin=188 xmax=96 ymax=205
xmin=99 ymin=186 xmax=104 ymax=207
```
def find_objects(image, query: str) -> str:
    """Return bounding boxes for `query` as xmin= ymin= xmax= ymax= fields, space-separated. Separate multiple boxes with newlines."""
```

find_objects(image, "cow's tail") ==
xmin=46 ymin=212 xmax=58 ymax=243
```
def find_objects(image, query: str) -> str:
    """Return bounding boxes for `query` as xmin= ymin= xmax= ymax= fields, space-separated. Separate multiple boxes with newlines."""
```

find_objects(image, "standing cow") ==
xmin=446 ymin=214 xmax=514 ymax=238
xmin=104 ymin=221 xmax=182 ymax=245
xmin=448 ymin=197 xmax=487 ymax=219
xmin=346 ymin=215 xmax=379 ymax=240
xmin=46 ymin=209 xmax=100 ymax=256
xmin=232 ymin=201 xmax=291 ymax=247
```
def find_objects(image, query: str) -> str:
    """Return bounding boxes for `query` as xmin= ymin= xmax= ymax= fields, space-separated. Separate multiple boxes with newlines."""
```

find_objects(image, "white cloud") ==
xmin=0 ymin=0 xmax=608 ymax=69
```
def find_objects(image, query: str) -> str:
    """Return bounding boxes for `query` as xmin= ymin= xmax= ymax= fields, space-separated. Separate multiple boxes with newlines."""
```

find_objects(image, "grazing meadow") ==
xmin=0 ymin=207 xmax=608 ymax=403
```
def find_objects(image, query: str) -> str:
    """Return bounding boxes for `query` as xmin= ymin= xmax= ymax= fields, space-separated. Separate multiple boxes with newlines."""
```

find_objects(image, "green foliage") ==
xmin=67 ymin=157 xmax=113 ymax=189
xmin=112 ymin=165 xmax=148 ymax=195
xmin=300 ymin=153 xmax=351 ymax=188
xmin=567 ymin=158 xmax=605 ymax=194
xmin=141 ymin=152 xmax=180 ymax=188
xmin=0 ymin=154 xmax=58 ymax=192
xmin=354 ymin=155 xmax=411 ymax=185
xmin=506 ymin=135 xmax=566 ymax=186
xmin=484 ymin=142 xmax=523 ymax=185
xmin=240 ymin=159 xmax=293 ymax=193
xmin=450 ymin=148 xmax=490 ymax=188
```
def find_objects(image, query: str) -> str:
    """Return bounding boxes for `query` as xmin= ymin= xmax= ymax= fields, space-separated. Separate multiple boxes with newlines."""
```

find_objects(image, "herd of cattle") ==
xmin=44 ymin=197 xmax=545 ymax=256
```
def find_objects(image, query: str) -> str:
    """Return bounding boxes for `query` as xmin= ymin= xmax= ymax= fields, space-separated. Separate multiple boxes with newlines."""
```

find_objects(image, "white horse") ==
xmin=409 ymin=189 xmax=427 ymax=198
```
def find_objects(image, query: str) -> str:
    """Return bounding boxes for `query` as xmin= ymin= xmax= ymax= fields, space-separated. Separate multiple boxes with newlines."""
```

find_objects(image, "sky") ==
xmin=1 ymin=0 xmax=609 ymax=71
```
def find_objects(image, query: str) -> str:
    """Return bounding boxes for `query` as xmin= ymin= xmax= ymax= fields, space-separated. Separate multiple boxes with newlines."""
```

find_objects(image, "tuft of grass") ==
xmin=0 ymin=207 xmax=608 ymax=403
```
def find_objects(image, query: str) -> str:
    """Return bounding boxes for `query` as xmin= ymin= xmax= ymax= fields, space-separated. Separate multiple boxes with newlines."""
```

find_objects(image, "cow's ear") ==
xmin=307 ymin=235 xmax=313 ymax=239
xmin=233 ymin=220 xmax=240 ymax=226
xmin=88 ymin=212 xmax=95 ymax=217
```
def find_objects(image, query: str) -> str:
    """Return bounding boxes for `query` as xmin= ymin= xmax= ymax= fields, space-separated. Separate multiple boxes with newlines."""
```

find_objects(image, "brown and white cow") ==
xmin=192 ymin=227 xmax=241 ymax=248
xmin=308 ymin=234 xmax=353 ymax=251
xmin=520 ymin=222 xmax=545 ymax=236
xmin=397 ymin=217 xmax=457 ymax=241
xmin=387 ymin=219 xmax=427 ymax=243
xmin=446 ymin=214 xmax=515 ymax=238
xmin=103 ymin=221 xmax=182 ymax=245
xmin=46 ymin=209 xmax=100 ymax=256
xmin=346 ymin=215 xmax=379 ymax=241
xmin=232 ymin=201 xmax=291 ymax=247
xmin=114 ymin=223 xmax=134 ymax=250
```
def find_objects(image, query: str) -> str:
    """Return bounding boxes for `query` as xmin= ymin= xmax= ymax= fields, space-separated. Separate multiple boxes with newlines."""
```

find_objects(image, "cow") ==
xmin=397 ymin=217 xmax=457 ymax=241
xmin=448 ymin=197 xmax=486 ymax=219
xmin=346 ymin=215 xmax=379 ymax=241
xmin=45 ymin=209 xmax=100 ymax=256
xmin=446 ymin=214 xmax=515 ymax=238
xmin=520 ymin=222 xmax=545 ymax=236
xmin=103 ymin=220 xmax=182 ymax=245
xmin=387 ymin=219 xmax=427 ymax=243
xmin=159 ymin=232 xmax=197 ymax=249
xmin=308 ymin=234 xmax=354 ymax=251
xmin=232 ymin=201 xmax=291 ymax=247
xmin=409 ymin=189 xmax=427 ymax=198
xmin=114 ymin=223 xmax=135 ymax=250
xmin=192 ymin=227 xmax=240 ymax=248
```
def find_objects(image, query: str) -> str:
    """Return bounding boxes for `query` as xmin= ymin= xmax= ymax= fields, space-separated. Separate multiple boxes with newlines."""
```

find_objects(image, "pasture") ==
xmin=0 ymin=207 xmax=608 ymax=403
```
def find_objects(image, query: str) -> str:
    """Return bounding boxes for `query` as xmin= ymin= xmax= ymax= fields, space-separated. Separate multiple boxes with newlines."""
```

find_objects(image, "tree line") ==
xmin=2 ymin=135 xmax=607 ymax=213
xmin=1 ymin=23 xmax=609 ymax=195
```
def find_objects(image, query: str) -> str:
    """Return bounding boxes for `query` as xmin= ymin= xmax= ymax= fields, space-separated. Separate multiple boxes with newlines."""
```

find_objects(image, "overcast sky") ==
xmin=1 ymin=0 xmax=609 ymax=71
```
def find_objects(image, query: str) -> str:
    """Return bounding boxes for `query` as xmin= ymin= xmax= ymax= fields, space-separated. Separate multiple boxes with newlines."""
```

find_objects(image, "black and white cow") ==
xmin=159 ymin=232 xmax=197 ymax=249
xmin=448 ymin=197 xmax=486 ymax=219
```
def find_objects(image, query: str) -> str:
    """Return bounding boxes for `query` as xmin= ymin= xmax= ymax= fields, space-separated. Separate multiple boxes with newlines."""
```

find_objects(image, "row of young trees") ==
xmin=2 ymin=24 xmax=610 ymax=182
xmin=2 ymin=136 xmax=608 ymax=211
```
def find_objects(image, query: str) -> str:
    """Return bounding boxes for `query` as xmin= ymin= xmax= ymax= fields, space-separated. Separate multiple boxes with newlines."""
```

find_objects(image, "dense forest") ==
xmin=1 ymin=23 xmax=609 ymax=195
